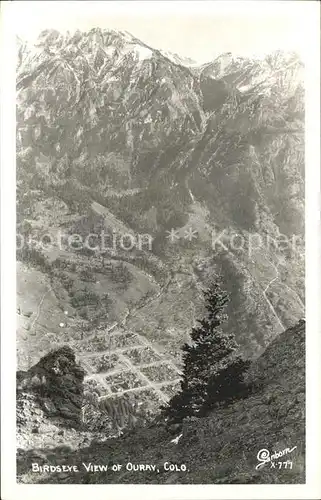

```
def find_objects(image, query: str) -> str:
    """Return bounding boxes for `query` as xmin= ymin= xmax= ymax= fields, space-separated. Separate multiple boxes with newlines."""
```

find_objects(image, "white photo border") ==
xmin=1 ymin=1 xmax=320 ymax=499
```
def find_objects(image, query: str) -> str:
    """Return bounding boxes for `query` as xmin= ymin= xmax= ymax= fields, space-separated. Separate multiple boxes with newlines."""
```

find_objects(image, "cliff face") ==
xmin=16 ymin=347 xmax=98 ymax=469
xmin=17 ymin=322 xmax=305 ymax=484
xmin=17 ymin=346 xmax=85 ymax=427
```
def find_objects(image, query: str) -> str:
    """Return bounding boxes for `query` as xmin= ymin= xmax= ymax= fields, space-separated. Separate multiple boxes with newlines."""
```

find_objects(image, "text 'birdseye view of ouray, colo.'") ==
xmin=14 ymin=7 xmax=308 ymax=487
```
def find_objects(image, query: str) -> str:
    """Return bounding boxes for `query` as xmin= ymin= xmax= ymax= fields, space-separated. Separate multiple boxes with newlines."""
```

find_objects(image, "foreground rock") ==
xmin=17 ymin=346 xmax=85 ymax=427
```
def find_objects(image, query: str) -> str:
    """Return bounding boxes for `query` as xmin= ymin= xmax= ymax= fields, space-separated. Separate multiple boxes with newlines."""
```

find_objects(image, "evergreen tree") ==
xmin=162 ymin=280 xmax=250 ymax=425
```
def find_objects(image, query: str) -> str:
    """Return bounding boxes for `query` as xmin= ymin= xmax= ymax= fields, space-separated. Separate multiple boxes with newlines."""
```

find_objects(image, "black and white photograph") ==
xmin=1 ymin=1 xmax=320 ymax=498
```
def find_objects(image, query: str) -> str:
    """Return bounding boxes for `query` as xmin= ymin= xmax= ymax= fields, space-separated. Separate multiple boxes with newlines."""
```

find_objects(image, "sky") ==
xmin=5 ymin=1 xmax=318 ymax=63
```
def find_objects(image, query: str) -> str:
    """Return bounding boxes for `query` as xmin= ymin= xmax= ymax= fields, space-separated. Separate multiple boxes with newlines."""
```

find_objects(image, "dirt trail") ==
xmin=29 ymin=287 xmax=53 ymax=332
xmin=262 ymin=276 xmax=285 ymax=331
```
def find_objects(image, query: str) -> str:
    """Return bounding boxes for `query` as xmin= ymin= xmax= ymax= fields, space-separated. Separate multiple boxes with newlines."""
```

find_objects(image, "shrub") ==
xmin=80 ymin=268 xmax=96 ymax=282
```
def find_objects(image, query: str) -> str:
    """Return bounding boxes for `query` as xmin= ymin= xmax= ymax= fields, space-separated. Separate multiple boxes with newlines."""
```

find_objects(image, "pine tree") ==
xmin=162 ymin=280 xmax=250 ymax=425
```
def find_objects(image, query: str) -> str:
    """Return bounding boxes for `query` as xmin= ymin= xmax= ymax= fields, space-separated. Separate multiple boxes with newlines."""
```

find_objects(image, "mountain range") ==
xmin=16 ymin=28 xmax=304 ymax=420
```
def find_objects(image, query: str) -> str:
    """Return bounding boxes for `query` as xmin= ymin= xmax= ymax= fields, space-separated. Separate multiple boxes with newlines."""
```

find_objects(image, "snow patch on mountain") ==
xmin=134 ymin=45 xmax=153 ymax=61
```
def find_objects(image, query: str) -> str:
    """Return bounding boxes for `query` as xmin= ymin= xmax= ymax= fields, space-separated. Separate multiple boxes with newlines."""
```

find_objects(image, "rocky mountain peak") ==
xmin=16 ymin=26 xmax=304 ymax=375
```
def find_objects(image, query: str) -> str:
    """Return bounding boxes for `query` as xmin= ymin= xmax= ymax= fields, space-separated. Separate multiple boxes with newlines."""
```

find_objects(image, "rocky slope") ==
xmin=17 ymin=321 xmax=305 ymax=484
xmin=17 ymin=346 xmax=85 ymax=428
